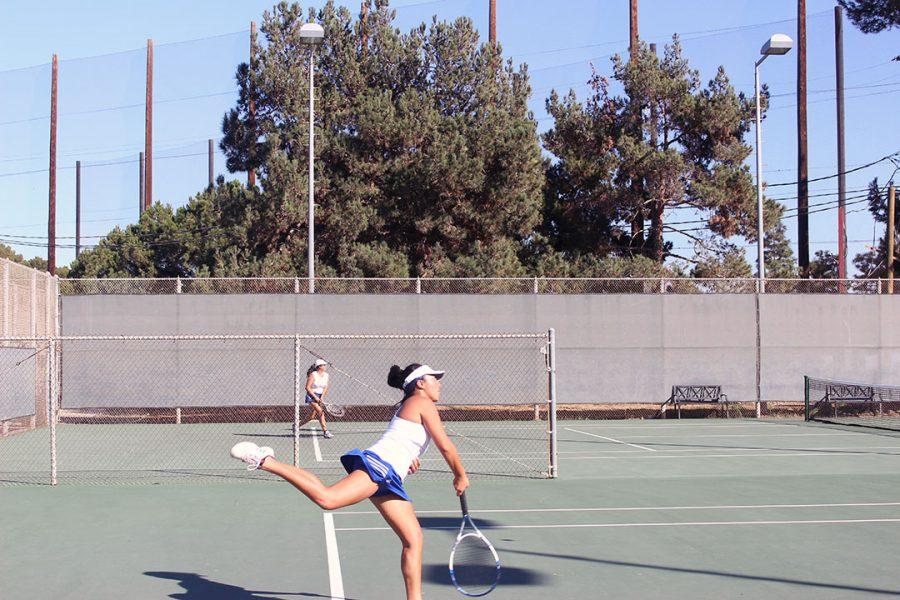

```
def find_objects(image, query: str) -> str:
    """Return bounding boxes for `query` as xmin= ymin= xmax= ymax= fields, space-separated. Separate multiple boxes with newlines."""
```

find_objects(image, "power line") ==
xmin=0 ymin=90 xmax=239 ymax=127
xmin=767 ymin=151 xmax=898 ymax=187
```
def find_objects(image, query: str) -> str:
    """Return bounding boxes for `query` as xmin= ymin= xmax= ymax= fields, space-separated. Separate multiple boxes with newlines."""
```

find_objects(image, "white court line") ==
xmin=311 ymin=425 xmax=323 ymax=462
xmin=580 ymin=432 xmax=858 ymax=439
xmin=323 ymin=513 xmax=345 ymax=600
xmin=336 ymin=500 xmax=900 ymax=515
xmin=565 ymin=427 xmax=657 ymax=451
xmin=556 ymin=445 xmax=900 ymax=454
xmin=562 ymin=423 xmax=783 ymax=430
xmin=557 ymin=451 xmax=900 ymax=460
xmin=334 ymin=518 xmax=900 ymax=532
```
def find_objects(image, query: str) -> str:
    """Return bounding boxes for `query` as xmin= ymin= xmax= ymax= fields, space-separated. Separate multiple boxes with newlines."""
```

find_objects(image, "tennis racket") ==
xmin=449 ymin=491 xmax=500 ymax=597
xmin=323 ymin=401 xmax=345 ymax=417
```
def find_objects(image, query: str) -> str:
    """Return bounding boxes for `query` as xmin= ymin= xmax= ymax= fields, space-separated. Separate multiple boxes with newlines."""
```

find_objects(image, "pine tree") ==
xmin=543 ymin=38 xmax=772 ymax=269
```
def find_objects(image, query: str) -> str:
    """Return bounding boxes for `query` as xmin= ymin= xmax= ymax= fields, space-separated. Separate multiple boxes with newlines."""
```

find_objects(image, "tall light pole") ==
xmin=754 ymin=33 xmax=792 ymax=289
xmin=300 ymin=22 xmax=325 ymax=293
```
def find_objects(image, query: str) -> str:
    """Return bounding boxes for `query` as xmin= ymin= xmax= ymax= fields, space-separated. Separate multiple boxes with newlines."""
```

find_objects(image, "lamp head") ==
xmin=761 ymin=33 xmax=792 ymax=56
xmin=300 ymin=23 xmax=325 ymax=46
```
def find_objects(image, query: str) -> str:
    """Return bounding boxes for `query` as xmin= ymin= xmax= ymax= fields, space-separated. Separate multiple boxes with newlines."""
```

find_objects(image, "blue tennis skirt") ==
xmin=340 ymin=449 xmax=411 ymax=502
xmin=305 ymin=392 xmax=322 ymax=404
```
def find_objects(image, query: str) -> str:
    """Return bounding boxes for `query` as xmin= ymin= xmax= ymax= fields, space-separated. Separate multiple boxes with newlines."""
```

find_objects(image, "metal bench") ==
xmin=659 ymin=385 xmax=729 ymax=419
xmin=823 ymin=383 xmax=879 ymax=417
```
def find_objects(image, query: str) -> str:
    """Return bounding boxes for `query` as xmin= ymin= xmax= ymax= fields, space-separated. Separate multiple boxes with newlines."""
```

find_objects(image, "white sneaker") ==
xmin=323 ymin=431 xmax=334 ymax=439
xmin=230 ymin=442 xmax=274 ymax=470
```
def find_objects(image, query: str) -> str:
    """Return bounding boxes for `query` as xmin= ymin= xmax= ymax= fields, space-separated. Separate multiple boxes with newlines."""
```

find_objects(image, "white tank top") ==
xmin=367 ymin=413 xmax=431 ymax=481
xmin=310 ymin=371 xmax=329 ymax=395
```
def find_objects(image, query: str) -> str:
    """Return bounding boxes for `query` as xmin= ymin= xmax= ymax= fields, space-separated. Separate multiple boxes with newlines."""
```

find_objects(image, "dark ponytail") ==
xmin=388 ymin=363 xmax=421 ymax=398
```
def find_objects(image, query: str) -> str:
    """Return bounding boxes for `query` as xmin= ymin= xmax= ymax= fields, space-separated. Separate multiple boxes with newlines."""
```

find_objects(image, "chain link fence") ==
xmin=0 ymin=333 xmax=555 ymax=485
xmin=58 ymin=277 xmax=896 ymax=296
xmin=0 ymin=259 xmax=57 ymax=442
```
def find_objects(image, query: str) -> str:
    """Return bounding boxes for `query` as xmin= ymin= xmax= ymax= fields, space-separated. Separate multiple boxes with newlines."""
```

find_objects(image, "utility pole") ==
xmin=889 ymin=185 xmax=896 ymax=294
xmin=139 ymin=152 xmax=145 ymax=216
xmin=835 ymin=6 xmax=847 ymax=281
xmin=48 ymin=54 xmax=58 ymax=275
xmin=248 ymin=22 xmax=257 ymax=189
xmin=145 ymin=39 xmax=153 ymax=211
xmin=797 ymin=0 xmax=809 ymax=276
xmin=75 ymin=160 xmax=81 ymax=259
xmin=360 ymin=3 xmax=368 ymax=53
xmin=489 ymin=0 xmax=497 ymax=45
xmin=208 ymin=139 xmax=214 ymax=188
xmin=629 ymin=0 xmax=644 ymax=250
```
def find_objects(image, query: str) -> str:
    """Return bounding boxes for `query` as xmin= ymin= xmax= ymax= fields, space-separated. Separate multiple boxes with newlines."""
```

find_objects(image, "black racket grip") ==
xmin=459 ymin=491 xmax=469 ymax=516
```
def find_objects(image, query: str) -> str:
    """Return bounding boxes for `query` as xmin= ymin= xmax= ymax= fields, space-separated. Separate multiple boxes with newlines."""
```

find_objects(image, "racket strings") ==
xmin=452 ymin=533 xmax=499 ymax=595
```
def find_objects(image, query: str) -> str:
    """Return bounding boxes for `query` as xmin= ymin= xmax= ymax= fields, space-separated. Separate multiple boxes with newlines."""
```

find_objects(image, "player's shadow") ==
xmin=144 ymin=571 xmax=357 ymax=600
xmin=423 ymin=563 xmax=547 ymax=587
xmin=417 ymin=516 xmax=501 ymax=529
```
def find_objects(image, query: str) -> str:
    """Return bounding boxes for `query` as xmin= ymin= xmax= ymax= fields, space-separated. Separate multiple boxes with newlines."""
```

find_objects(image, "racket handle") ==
xmin=459 ymin=491 xmax=468 ymax=516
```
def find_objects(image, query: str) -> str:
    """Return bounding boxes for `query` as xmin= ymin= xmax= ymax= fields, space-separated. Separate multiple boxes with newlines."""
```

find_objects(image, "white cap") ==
xmin=403 ymin=365 xmax=445 ymax=387
xmin=314 ymin=359 xmax=328 ymax=367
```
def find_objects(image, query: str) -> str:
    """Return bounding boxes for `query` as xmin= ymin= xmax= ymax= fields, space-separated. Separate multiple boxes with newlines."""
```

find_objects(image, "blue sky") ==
xmin=1 ymin=0 xmax=898 ymax=273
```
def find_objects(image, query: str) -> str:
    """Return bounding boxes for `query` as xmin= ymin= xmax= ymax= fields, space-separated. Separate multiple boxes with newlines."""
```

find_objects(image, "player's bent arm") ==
xmin=420 ymin=402 xmax=469 ymax=493
xmin=305 ymin=373 xmax=316 ymax=397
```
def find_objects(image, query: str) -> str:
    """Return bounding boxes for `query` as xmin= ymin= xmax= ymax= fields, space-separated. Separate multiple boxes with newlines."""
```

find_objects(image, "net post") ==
xmin=804 ymin=375 xmax=811 ymax=421
xmin=49 ymin=338 xmax=57 ymax=485
xmin=547 ymin=328 xmax=558 ymax=478
xmin=293 ymin=334 xmax=301 ymax=467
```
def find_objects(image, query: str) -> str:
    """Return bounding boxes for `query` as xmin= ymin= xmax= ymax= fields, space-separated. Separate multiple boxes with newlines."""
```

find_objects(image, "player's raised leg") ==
xmin=230 ymin=442 xmax=376 ymax=509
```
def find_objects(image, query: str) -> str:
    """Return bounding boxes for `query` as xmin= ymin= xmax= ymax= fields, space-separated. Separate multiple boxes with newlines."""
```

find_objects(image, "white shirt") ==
xmin=367 ymin=413 xmax=431 ymax=481
xmin=310 ymin=371 xmax=329 ymax=395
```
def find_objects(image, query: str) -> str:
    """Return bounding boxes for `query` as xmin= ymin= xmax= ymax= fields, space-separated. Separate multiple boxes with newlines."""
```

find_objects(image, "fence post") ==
xmin=49 ymin=339 xmax=57 ymax=485
xmin=176 ymin=277 xmax=182 ymax=295
xmin=416 ymin=277 xmax=422 ymax=294
xmin=31 ymin=272 xmax=37 ymax=337
xmin=294 ymin=277 xmax=300 ymax=294
xmin=2 ymin=262 xmax=8 ymax=338
xmin=294 ymin=334 xmax=301 ymax=467
xmin=659 ymin=277 xmax=665 ymax=294
xmin=533 ymin=277 xmax=539 ymax=294
xmin=547 ymin=328 xmax=558 ymax=478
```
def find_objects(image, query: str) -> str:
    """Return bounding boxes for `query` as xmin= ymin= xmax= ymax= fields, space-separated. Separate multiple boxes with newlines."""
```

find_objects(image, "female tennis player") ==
xmin=230 ymin=363 xmax=469 ymax=600
xmin=299 ymin=358 xmax=334 ymax=438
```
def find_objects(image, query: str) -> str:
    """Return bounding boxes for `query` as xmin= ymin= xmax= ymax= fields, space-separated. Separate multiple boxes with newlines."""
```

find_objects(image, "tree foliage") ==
xmin=838 ymin=0 xmax=900 ymax=33
xmin=71 ymin=2 xmax=800 ymax=280
xmin=853 ymin=178 xmax=899 ymax=278
xmin=542 ymin=39 xmax=775 ymax=269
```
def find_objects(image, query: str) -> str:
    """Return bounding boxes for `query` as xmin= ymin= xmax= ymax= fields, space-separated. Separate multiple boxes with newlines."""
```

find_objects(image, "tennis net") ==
xmin=804 ymin=376 xmax=900 ymax=431
xmin=0 ymin=333 xmax=556 ymax=485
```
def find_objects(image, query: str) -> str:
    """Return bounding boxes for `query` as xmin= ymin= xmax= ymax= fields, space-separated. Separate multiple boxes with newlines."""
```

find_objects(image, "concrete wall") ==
xmin=60 ymin=294 xmax=900 ymax=406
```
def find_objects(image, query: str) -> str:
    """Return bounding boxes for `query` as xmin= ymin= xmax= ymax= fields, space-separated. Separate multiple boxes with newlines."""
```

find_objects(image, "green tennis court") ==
xmin=6 ymin=419 xmax=900 ymax=599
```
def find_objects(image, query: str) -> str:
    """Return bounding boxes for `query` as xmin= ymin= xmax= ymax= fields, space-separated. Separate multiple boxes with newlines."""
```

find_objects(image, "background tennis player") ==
xmin=231 ymin=363 xmax=470 ymax=600
xmin=299 ymin=358 xmax=334 ymax=439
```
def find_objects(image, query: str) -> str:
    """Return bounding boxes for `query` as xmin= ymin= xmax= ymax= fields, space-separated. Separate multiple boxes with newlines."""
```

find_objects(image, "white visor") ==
xmin=314 ymin=359 xmax=328 ymax=367
xmin=403 ymin=365 xmax=445 ymax=388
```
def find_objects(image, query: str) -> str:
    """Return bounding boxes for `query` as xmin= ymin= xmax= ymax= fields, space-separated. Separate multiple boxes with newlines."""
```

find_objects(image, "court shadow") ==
xmin=496 ymin=549 xmax=900 ymax=596
xmin=144 ymin=571 xmax=350 ymax=600
xmin=417 ymin=516 xmax=501 ymax=529
xmin=423 ymin=563 xmax=547 ymax=587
